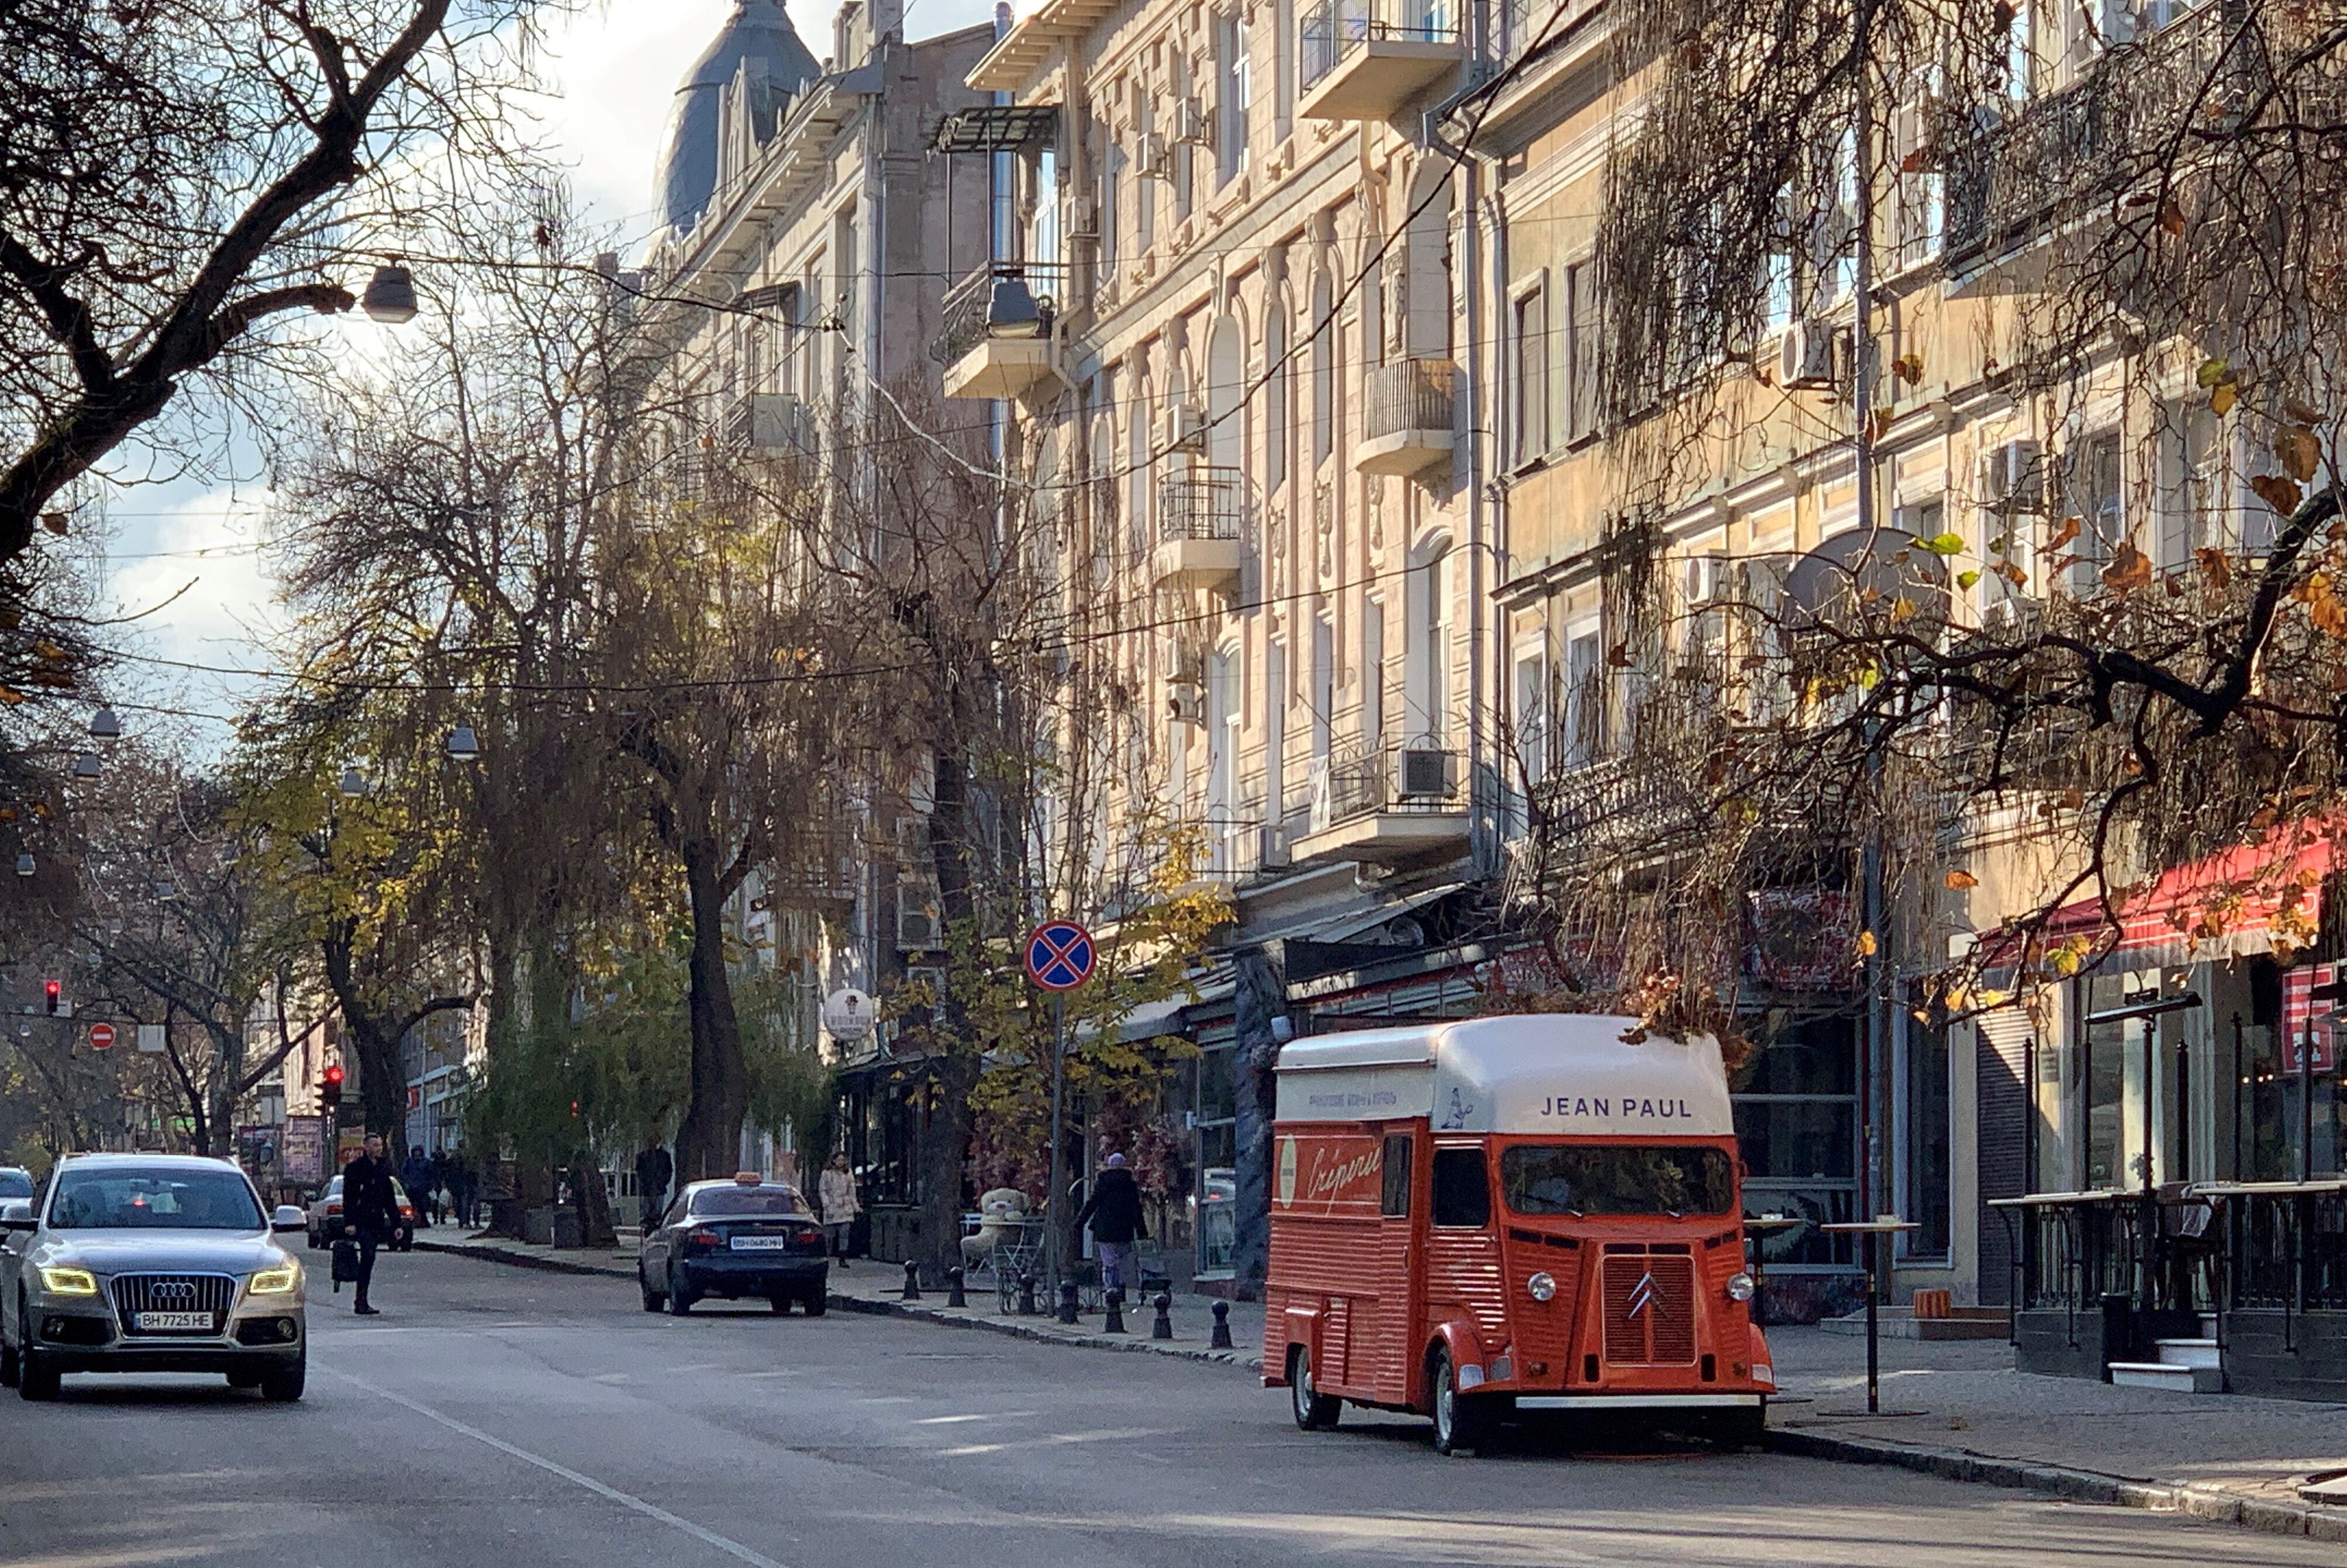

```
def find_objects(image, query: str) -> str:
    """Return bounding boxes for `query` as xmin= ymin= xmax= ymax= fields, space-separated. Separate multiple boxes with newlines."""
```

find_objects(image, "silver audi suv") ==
xmin=0 ymin=1152 xmax=309 ymax=1401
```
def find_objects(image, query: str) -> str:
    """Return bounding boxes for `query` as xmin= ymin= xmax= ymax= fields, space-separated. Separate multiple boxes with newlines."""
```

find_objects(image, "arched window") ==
xmin=1310 ymin=271 xmax=1334 ymax=466
xmin=1206 ymin=316 xmax=1244 ymax=473
xmin=1265 ymin=300 xmax=1289 ymax=493
xmin=1128 ymin=375 xmax=1152 ymax=561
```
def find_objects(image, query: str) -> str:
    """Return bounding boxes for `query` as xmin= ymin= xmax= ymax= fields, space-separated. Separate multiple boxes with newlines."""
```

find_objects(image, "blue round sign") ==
xmin=1023 ymin=920 xmax=1096 ymax=992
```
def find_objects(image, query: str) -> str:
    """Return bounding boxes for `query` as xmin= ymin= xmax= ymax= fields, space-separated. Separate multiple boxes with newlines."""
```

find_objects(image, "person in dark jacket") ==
xmin=1074 ymin=1152 xmax=1147 ymax=1296
xmin=341 ymin=1134 xmax=402 ymax=1316
xmin=401 ymin=1145 xmax=433 ymax=1229
xmin=633 ymin=1137 xmax=673 ymax=1229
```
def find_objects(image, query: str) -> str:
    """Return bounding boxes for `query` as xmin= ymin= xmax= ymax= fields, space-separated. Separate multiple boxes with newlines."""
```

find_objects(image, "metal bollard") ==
xmin=945 ymin=1266 xmax=967 ymax=1308
xmin=1019 ymin=1272 xmax=1040 ymax=1316
xmin=1058 ymin=1280 xmax=1081 ymax=1325
xmin=1209 ymin=1299 xmax=1234 ymax=1350
xmin=1103 ymin=1288 xmax=1126 ymax=1334
xmin=901 ymin=1259 xmax=921 ymax=1301
xmin=1152 ymin=1291 xmax=1174 ymax=1340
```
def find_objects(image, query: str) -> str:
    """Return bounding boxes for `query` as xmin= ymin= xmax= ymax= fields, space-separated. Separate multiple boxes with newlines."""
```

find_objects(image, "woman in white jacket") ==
xmin=819 ymin=1153 xmax=861 ymax=1266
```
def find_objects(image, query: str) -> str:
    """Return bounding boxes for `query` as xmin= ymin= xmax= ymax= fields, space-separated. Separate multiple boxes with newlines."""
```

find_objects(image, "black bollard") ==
xmin=1058 ymin=1279 xmax=1081 ymax=1325
xmin=1018 ymin=1272 xmax=1040 ymax=1316
xmin=1152 ymin=1291 xmax=1174 ymax=1341
xmin=946 ymin=1266 xmax=967 ymax=1308
xmin=1103 ymin=1288 xmax=1126 ymax=1334
xmin=1209 ymin=1299 xmax=1234 ymax=1350
xmin=901 ymin=1259 xmax=921 ymax=1301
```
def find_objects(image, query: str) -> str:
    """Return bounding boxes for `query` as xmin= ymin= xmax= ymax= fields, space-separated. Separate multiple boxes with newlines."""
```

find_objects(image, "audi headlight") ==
xmin=248 ymin=1265 xmax=300 ymax=1295
xmin=1725 ymin=1271 xmax=1756 ymax=1303
xmin=1526 ymin=1270 xmax=1557 ymax=1303
xmin=39 ymin=1265 xmax=98 ymax=1296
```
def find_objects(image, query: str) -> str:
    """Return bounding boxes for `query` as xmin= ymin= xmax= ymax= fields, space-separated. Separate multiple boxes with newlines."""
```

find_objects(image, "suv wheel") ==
xmin=18 ymin=1308 xmax=58 ymax=1402
xmin=259 ymin=1349 xmax=305 ymax=1403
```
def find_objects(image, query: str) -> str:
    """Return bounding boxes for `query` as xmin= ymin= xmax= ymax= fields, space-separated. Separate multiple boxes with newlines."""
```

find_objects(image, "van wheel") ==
xmin=1706 ymin=1404 xmax=1766 ymax=1449
xmin=1428 ymin=1347 xmax=1487 ymax=1456
xmin=1289 ymin=1346 xmax=1340 ymax=1431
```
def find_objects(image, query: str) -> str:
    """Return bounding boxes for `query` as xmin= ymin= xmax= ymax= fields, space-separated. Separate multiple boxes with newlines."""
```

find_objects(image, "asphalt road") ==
xmin=0 ymin=1251 xmax=2332 ymax=1568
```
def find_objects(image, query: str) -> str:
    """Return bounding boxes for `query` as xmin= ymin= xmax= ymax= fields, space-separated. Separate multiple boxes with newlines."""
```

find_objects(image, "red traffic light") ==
xmin=43 ymin=980 xmax=60 ymax=1015
xmin=323 ymin=1063 xmax=345 ymax=1086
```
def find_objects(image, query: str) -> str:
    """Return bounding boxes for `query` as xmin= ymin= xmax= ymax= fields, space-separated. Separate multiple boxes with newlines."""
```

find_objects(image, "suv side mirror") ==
xmin=271 ymin=1205 xmax=307 ymax=1234
xmin=0 ymin=1200 xmax=33 ymax=1231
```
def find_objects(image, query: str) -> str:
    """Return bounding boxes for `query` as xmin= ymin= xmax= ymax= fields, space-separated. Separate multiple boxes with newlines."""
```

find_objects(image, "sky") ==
xmin=94 ymin=0 xmax=1000 ymax=745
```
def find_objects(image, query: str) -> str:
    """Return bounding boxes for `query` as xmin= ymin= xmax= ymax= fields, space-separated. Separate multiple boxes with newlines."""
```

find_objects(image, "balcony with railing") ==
xmin=1293 ymin=735 xmax=1469 ymax=866
xmin=934 ymin=261 xmax=1068 ymax=400
xmin=1152 ymin=465 xmax=1245 ymax=592
xmin=1355 ymin=358 xmax=1456 ymax=477
xmin=1298 ymin=0 xmax=1464 ymax=122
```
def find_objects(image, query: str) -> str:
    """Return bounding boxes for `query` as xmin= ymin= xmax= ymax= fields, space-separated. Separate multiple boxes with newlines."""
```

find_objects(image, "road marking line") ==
xmin=325 ymin=1368 xmax=794 ymax=1568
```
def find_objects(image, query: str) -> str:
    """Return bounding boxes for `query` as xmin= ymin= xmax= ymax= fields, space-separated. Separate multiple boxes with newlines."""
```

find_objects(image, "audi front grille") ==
xmin=109 ymin=1273 xmax=236 ymax=1335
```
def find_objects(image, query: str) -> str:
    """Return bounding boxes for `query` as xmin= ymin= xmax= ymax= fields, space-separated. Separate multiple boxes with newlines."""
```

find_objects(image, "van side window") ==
xmin=1430 ymin=1147 xmax=1490 ymax=1228
xmin=1379 ymin=1135 xmax=1412 ymax=1217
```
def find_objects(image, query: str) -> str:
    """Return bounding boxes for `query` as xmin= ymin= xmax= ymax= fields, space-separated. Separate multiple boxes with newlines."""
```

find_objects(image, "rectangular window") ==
xmin=1379 ymin=1134 xmax=1412 ymax=1217
xmin=1218 ymin=14 xmax=1252 ymax=186
xmin=2067 ymin=430 xmax=2121 ymax=597
xmin=1511 ymin=278 xmax=1549 ymax=467
xmin=1563 ymin=260 xmax=1597 ymax=443
xmin=1311 ymin=614 xmax=1334 ymax=762
xmin=1501 ymin=1145 xmax=1737 ymax=1217
xmin=1904 ymin=1016 xmax=1953 ymax=1258
xmin=1363 ymin=598 xmax=1386 ymax=750
xmin=1563 ymin=624 xmax=1601 ymax=768
xmin=1894 ymin=72 xmax=1945 ymax=268
xmin=1513 ymin=644 xmax=1548 ymax=785
xmin=1430 ymin=1146 xmax=1490 ymax=1228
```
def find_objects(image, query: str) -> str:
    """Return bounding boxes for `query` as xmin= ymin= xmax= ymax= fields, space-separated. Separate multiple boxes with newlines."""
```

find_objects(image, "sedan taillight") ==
xmin=684 ymin=1228 xmax=723 ymax=1254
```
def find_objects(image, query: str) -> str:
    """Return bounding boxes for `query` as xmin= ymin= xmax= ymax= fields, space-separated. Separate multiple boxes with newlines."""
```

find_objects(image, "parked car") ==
xmin=639 ymin=1175 xmax=828 ymax=1316
xmin=0 ymin=1169 xmax=32 ymax=1204
xmin=0 ymin=1152 xmax=308 ymax=1401
xmin=305 ymin=1174 xmax=416 ymax=1251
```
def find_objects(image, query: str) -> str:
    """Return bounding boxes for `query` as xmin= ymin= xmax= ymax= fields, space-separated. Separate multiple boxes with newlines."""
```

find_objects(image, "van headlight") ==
xmin=39 ymin=1265 xmax=98 ymax=1296
xmin=1526 ymin=1270 xmax=1556 ymax=1303
xmin=1725 ymin=1271 xmax=1756 ymax=1303
xmin=248 ymin=1265 xmax=300 ymax=1295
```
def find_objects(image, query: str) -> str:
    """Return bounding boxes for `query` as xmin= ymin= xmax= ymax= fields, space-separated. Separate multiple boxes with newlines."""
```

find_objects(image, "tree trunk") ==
xmin=568 ymin=1146 xmax=617 ymax=1249
xmin=917 ymin=743 xmax=980 ymax=1284
xmin=672 ymin=835 xmax=750 ymax=1186
xmin=319 ymin=929 xmax=409 ymax=1155
xmin=203 ymin=1023 xmax=245 ymax=1162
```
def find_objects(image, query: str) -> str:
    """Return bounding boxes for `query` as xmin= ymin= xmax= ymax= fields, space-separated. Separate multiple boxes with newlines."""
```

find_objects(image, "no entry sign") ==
xmin=87 ymin=1022 xmax=115 ymax=1050
xmin=1023 ymin=920 xmax=1096 ymax=992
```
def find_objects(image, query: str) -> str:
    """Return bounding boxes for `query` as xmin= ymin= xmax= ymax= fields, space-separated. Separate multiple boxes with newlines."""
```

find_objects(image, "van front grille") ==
xmin=1602 ymin=1255 xmax=1696 ymax=1366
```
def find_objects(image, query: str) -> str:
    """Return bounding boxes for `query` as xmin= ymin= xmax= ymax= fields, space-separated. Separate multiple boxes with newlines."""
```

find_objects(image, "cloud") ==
xmin=102 ymin=486 xmax=280 ymax=733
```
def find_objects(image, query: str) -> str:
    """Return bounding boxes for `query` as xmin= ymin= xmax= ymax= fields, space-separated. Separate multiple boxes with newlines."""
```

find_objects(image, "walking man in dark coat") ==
xmin=1075 ymin=1152 xmax=1147 ymax=1296
xmin=633 ymin=1136 xmax=674 ymax=1229
xmin=341 ymin=1133 xmax=402 ymax=1316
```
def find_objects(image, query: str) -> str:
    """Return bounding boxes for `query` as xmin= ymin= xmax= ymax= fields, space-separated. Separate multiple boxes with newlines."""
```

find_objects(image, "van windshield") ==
xmin=1500 ymin=1145 xmax=1734 ymax=1217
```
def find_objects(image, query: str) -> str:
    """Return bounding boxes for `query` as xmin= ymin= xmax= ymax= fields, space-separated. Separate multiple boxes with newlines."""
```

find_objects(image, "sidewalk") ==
xmin=1765 ymin=1324 xmax=2347 ymax=1542
xmin=415 ymin=1235 xmax=2346 ymax=1541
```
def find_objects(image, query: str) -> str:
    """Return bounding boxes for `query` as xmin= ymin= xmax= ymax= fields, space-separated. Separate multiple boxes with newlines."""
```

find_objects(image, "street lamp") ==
xmin=73 ymin=752 xmax=101 ymax=779
xmin=338 ymin=766 xmax=369 ymax=799
xmin=87 ymin=707 xmax=121 ymax=740
xmin=446 ymin=724 xmax=481 ymax=762
xmin=362 ymin=262 xmax=419 ymax=325
xmin=13 ymin=853 xmax=32 ymax=878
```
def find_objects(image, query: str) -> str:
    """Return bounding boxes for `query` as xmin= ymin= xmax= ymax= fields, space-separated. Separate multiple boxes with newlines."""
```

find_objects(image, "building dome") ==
xmin=655 ymin=0 xmax=822 ymax=237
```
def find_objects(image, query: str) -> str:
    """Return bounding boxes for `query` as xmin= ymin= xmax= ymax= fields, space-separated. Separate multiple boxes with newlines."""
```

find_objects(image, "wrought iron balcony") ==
xmin=934 ymin=262 xmax=1068 ymax=400
xmin=1298 ymin=0 xmax=1464 ymax=121
xmin=1152 ymin=465 xmax=1245 ymax=592
xmin=1293 ymin=736 xmax=1468 ymax=866
xmin=1356 ymin=358 xmax=1456 ymax=477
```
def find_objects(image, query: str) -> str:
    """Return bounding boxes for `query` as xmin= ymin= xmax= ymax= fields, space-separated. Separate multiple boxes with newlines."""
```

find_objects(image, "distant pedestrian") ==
xmin=633 ymin=1135 xmax=673 ymax=1229
xmin=1075 ymin=1152 xmax=1146 ymax=1296
xmin=341 ymin=1133 xmax=402 ymax=1316
xmin=451 ymin=1155 xmax=478 ymax=1228
xmin=401 ymin=1145 xmax=433 ymax=1229
xmin=819 ymin=1153 xmax=860 ymax=1267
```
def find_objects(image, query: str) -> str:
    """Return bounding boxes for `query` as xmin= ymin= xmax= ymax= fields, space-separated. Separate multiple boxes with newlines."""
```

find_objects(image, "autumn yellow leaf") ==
xmin=1914 ymin=531 xmax=1966 ymax=557
xmin=2046 ymin=516 xmax=2082 ymax=552
xmin=2159 ymin=199 xmax=2186 ymax=237
xmin=2277 ymin=426 xmax=2322 ymax=484
xmin=1889 ymin=597 xmax=1918 ymax=622
xmin=1946 ymin=869 xmax=1980 ymax=890
xmin=2196 ymin=547 xmax=2233 ymax=589
xmin=2213 ymin=382 xmax=2239 ymax=416
xmin=1855 ymin=930 xmax=1878 ymax=956
xmin=2198 ymin=357 xmax=2231 ymax=389
xmin=1958 ymin=569 xmax=1982 ymax=589
xmin=2101 ymin=541 xmax=2153 ymax=593
xmin=2251 ymin=472 xmax=2303 ymax=514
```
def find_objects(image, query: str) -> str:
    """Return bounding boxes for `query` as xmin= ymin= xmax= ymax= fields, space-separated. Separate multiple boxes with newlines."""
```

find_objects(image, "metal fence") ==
xmin=1159 ymin=465 xmax=1243 ymax=542
xmin=1300 ymin=0 xmax=1461 ymax=89
xmin=1363 ymin=358 xmax=1456 ymax=442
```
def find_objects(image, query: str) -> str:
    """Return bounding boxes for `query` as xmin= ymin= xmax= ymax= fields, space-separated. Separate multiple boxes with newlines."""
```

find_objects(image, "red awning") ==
xmin=2030 ymin=825 xmax=2336 ymax=968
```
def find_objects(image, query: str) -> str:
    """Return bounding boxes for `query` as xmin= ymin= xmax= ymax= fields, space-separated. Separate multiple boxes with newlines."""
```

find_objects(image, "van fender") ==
xmin=1267 ymin=1305 xmax=1323 ymax=1388
xmin=1418 ymin=1316 xmax=1490 ymax=1410
xmin=1747 ymin=1322 xmax=1776 ymax=1390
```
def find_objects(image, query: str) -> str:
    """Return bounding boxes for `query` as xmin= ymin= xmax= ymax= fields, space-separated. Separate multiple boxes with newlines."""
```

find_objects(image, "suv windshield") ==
xmin=689 ymin=1186 xmax=807 ymax=1217
xmin=50 ymin=1168 xmax=265 ymax=1231
xmin=0 ymin=1170 xmax=30 ymax=1199
xmin=1500 ymin=1145 xmax=1735 ymax=1218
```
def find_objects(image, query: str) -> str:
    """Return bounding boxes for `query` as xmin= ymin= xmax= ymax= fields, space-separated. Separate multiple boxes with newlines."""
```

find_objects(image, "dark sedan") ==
xmin=638 ymin=1175 xmax=829 ymax=1317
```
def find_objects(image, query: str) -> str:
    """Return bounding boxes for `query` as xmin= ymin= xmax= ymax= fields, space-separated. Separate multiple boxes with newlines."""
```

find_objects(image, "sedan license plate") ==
xmin=729 ymin=1236 xmax=791 ymax=1252
xmin=135 ymin=1311 xmax=213 ymax=1332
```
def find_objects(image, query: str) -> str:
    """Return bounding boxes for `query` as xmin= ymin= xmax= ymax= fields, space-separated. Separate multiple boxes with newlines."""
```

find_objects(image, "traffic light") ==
xmin=320 ymin=1063 xmax=344 ymax=1112
xmin=43 ymin=979 xmax=59 ymax=1016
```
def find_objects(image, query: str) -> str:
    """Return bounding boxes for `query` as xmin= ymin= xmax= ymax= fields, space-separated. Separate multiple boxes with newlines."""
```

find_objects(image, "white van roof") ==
xmin=1273 ymin=1013 xmax=1735 ymax=1138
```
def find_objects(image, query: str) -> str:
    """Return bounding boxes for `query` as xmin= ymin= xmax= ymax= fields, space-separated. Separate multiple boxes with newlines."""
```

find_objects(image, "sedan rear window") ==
xmin=689 ymin=1186 xmax=809 ymax=1217
xmin=1500 ymin=1145 xmax=1735 ymax=1218
xmin=0 ymin=1171 xmax=30 ymax=1199
xmin=51 ymin=1168 xmax=265 ymax=1230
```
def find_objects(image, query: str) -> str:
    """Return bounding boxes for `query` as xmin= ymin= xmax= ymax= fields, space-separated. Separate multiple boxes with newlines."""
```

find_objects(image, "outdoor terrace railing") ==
xmin=929 ymin=261 xmax=1066 ymax=368
xmin=1362 ymin=358 xmax=1456 ymax=442
xmin=1299 ymin=0 xmax=1461 ymax=91
xmin=1309 ymin=735 xmax=1462 ymax=832
xmin=1159 ymin=465 xmax=1244 ymax=543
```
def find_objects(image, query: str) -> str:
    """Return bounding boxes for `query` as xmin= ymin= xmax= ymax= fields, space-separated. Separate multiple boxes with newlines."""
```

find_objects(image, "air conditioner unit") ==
xmin=1258 ymin=825 xmax=1292 ymax=869
xmin=895 ymin=884 xmax=941 ymax=951
xmin=1173 ymin=97 xmax=1209 ymax=145
xmin=1684 ymin=553 xmax=1727 ymax=607
xmin=1977 ymin=439 xmax=2047 ymax=516
xmin=1394 ymin=747 xmax=1456 ymax=801
xmin=1162 ymin=402 xmax=1208 ymax=453
xmin=1779 ymin=319 xmax=1844 ymax=391
xmin=1168 ymin=681 xmax=1204 ymax=724
xmin=1134 ymin=132 xmax=1173 ymax=181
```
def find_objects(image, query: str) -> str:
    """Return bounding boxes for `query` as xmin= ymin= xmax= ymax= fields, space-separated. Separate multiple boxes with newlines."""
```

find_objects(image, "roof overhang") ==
xmin=967 ymin=0 xmax=1123 ymax=95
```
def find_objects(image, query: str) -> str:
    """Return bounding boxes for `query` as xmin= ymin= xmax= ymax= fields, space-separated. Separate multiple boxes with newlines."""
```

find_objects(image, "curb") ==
xmin=1763 ymin=1428 xmax=2347 ymax=1543
xmin=412 ymin=1237 xmax=634 ymax=1280
xmin=829 ymin=1290 xmax=1265 ymax=1373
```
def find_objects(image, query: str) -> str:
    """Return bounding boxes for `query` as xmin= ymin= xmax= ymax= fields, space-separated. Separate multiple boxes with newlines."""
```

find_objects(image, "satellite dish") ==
xmin=822 ymin=987 xmax=876 ymax=1041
